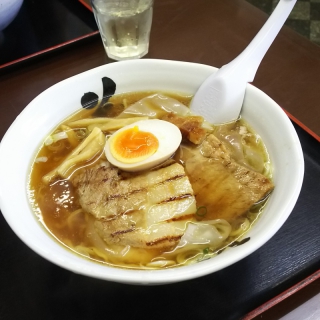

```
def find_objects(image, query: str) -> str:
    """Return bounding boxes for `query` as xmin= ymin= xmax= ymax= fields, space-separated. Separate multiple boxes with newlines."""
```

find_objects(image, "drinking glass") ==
xmin=91 ymin=0 xmax=154 ymax=61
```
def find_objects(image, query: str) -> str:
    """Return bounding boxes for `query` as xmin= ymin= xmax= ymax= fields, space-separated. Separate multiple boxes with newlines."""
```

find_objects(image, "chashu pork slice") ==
xmin=72 ymin=161 xmax=196 ymax=249
xmin=180 ymin=134 xmax=274 ymax=221
xmin=94 ymin=216 xmax=188 ymax=250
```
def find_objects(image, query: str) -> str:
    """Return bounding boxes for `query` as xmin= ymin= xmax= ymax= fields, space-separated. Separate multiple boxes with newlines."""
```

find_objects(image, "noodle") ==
xmin=230 ymin=218 xmax=250 ymax=237
xmin=60 ymin=125 xmax=80 ymax=148
xmin=176 ymin=250 xmax=202 ymax=265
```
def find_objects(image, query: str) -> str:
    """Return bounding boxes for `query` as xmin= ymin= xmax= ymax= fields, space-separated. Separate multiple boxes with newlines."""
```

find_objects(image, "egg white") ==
xmin=105 ymin=119 xmax=182 ymax=172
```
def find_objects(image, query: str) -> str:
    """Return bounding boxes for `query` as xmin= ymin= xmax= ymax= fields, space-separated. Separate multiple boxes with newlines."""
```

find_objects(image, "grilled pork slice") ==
xmin=161 ymin=113 xmax=207 ymax=144
xmin=180 ymin=134 xmax=274 ymax=221
xmin=72 ymin=161 xmax=196 ymax=249
xmin=95 ymin=217 xmax=188 ymax=249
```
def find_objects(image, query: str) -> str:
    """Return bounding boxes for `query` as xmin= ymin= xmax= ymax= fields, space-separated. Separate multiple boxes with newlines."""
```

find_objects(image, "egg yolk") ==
xmin=110 ymin=126 xmax=159 ymax=163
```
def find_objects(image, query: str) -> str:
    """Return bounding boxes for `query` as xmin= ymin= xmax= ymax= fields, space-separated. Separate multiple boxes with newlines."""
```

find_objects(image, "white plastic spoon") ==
xmin=190 ymin=0 xmax=297 ymax=124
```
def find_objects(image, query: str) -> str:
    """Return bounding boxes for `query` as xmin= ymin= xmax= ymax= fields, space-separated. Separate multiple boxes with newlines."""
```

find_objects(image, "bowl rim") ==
xmin=0 ymin=59 xmax=304 ymax=284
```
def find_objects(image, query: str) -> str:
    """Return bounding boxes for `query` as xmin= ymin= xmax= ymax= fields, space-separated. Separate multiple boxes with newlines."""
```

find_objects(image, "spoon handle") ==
xmin=234 ymin=0 xmax=297 ymax=82
xmin=190 ymin=0 xmax=297 ymax=124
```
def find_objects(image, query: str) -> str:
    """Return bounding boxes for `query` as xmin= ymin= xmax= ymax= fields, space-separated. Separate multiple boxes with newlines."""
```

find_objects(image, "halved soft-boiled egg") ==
xmin=105 ymin=119 xmax=182 ymax=171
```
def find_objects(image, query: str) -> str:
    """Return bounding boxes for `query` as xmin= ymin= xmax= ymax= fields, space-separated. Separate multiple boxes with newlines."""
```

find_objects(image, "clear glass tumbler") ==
xmin=91 ymin=0 xmax=154 ymax=61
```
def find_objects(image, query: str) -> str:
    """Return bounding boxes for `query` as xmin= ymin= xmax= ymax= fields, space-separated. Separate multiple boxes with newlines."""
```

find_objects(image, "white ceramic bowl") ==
xmin=0 ymin=60 xmax=304 ymax=285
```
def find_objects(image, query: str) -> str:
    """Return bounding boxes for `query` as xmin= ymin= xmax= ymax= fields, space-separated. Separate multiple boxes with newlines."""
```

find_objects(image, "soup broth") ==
xmin=28 ymin=91 xmax=273 ymax=269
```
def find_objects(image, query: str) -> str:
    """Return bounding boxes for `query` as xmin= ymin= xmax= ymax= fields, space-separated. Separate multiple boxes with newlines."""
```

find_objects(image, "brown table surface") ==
xmin=0 ymin=0 xmax=320 ymax=319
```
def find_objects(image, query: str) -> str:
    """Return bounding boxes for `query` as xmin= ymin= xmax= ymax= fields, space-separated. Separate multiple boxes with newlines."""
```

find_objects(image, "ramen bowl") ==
xmin=0 ymin=0 xmax=23 ymax=31
xmin=0 ymin=59 xmax=304 ymax=285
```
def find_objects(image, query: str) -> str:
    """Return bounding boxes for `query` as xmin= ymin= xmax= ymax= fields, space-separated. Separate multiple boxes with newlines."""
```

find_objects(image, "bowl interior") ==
xmin=0 ymin=59 xmax=304 ymax=284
